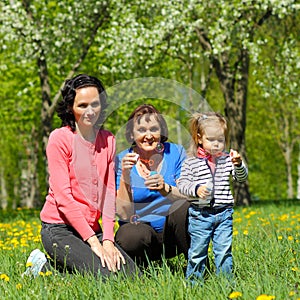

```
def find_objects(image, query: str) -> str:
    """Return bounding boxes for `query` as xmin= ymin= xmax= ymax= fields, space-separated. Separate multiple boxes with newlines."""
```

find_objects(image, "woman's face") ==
xmin=72 ymin=87 xmax=101 ymax=128
xmin=132 ymin=115 xmax=161 ymax=153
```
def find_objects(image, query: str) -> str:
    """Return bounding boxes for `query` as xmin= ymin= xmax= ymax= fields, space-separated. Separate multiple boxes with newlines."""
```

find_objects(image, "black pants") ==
xmin=41 ymin=222 xmax=140 ymax=279
xmin=115 ymin=200 xmax=190 ymax=266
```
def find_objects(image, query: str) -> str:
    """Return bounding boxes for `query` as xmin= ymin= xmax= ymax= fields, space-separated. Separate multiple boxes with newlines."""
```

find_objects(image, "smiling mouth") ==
xmin=144 ymin=140 xmax=154 ymax=145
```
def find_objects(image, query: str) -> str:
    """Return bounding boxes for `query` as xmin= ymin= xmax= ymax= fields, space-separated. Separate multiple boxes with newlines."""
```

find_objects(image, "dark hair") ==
xmin=57 ymin=74 xmax=107 ymax=131
xmin=125 ymin=104 xmax=168 ymax=144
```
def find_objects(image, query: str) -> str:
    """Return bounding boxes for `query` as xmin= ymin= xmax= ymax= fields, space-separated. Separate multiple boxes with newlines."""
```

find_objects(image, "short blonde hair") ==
xmin=187 ymin=112 xmax=229 ymax=156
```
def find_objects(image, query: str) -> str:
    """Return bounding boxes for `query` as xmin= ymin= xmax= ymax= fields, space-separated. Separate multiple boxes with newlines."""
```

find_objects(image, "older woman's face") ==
xmin=132 ymin=115 xmax=161 ymax=153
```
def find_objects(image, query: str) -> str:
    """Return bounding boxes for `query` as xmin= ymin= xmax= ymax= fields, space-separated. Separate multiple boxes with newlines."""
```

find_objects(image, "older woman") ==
xmin=115 ymin=104 xmax=190 ymax=266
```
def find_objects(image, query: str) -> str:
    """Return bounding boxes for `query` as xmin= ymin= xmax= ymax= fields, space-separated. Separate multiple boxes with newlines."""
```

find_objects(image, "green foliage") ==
xmin=0 ymin=0 xmax=300 ymax=205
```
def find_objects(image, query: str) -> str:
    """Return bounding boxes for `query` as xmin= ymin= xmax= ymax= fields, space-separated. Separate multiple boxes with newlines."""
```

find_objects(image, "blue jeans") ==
xmin=186 ymin=206 xmax=233 ymax=281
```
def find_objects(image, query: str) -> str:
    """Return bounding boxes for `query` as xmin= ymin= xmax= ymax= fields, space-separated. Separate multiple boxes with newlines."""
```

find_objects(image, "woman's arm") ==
xmin=160 ymin=181 xmax=188 ymax=200
xmin=115 ymin=152 xmax=138 ymax=219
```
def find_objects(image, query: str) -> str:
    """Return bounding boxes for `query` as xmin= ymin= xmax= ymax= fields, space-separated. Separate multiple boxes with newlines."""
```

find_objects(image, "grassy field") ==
xmin=0 ymin=201 xmax=299 ymax=300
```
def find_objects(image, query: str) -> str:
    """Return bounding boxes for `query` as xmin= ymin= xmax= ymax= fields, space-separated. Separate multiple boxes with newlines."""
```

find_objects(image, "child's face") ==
xmin=198 ymin=125 xmax=226 ymax=155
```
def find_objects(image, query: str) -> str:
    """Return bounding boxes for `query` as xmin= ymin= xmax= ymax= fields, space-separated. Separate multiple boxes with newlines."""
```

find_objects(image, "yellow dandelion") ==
xmin=256 ymin=294 xmax=275 ymax=300
xmin=243 ymin=230 xmax=249 ymax=235
xmin=0 ymin=274 xmax=10 ymax=282
xmin=45 ymin=271 xmax=52 ymax=276
xmin=288 ymin=236 xmax=293 ymax=241
xmin=229 ymin=291 xmax=242 ymax=299
xmin=277 ymin=236 xmax=283 ymax=240
xmin=289 ymin=291 xmax=295 ymax=296
xmin=279 ymin=214 xmax=289 ymax=221
xmin=233 ymin=230 xmax=239 ymax=236
xmin=26 ymin=262 xmax=33 ymax=268
xmin=16 ymin=283 xmax=22 ymax=290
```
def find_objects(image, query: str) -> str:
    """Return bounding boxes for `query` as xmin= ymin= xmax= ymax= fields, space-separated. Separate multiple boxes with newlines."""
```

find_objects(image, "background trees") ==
xmin=0 ymin=0 xmax=299 ymax=208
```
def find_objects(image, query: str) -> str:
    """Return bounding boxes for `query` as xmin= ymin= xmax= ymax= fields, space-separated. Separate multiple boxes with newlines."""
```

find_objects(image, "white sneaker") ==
xmin=22 ymin=249 xmax=47 ymax=277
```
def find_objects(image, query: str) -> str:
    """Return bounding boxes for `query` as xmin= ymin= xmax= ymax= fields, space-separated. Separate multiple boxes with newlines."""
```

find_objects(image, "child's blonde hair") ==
xmin=187 ymin=112 xmax=229 ymax=156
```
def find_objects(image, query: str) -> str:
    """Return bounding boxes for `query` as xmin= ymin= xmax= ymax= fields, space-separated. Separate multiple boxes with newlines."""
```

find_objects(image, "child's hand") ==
xmin=196 ymin=185 xmax=211 ymax=200
xmin=230 ymin=149 xmax=242 ymax=166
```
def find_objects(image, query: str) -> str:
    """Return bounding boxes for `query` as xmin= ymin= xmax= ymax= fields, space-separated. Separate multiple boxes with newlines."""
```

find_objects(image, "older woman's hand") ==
xmin=144 ymin=173 xmax=164 ymax=191
xmin=121 ymin=153 xmax=139 ymax=177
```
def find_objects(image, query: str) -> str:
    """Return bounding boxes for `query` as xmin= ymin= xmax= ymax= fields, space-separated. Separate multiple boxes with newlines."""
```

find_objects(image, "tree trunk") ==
xmin=283 ymin=146 xmax=294 ymax=199
xmin=21 ymin=128 xmax=40 ymax=208
xmin=38 ymin=54 xmax=53 ymax=154
xmin=0 ymin=167 xmax=8 ymax=209
xmin=297 ymin=143 xmax=300 ymax=200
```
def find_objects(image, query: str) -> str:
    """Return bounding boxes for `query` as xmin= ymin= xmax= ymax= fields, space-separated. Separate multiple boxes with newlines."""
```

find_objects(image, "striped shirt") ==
xmin=177 ymin=155 xmax=248 ymax=207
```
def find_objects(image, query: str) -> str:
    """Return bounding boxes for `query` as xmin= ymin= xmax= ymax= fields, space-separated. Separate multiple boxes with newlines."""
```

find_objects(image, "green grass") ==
xmin=0 ymin=202 xmax=299 ymax=300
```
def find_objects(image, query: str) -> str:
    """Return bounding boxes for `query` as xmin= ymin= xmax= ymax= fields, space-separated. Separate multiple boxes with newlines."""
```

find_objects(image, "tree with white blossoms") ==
xmin=1 ymin=0 xmax=111 ymax=207
xmin=1 ymin=0 xmax=299 ymax=207
xmin=104 ymin=0 xmax=299 ymax=205
xmin=1 ymin=0 xmax=110 ymax=150
xmin=255 ymin=33 xmax=300 ymax=199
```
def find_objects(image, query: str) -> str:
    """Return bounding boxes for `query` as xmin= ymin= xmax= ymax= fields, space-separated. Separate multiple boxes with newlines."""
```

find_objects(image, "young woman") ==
xmin=24 ymin=74 xmax=139 ymax=279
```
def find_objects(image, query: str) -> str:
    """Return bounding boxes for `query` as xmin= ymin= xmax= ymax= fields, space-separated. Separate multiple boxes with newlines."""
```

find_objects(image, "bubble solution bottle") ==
xmin=149 ymin=171 xmax=158 ymax=194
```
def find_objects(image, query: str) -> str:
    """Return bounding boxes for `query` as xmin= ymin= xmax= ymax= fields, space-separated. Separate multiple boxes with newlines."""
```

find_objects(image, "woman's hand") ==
xmin=87 ymin=235 xmax=115 ymax=271
xmin=102 ymin=240 xmax=126 ymax=271
xmin=121 ymin=153 xmax=139 ymax=178
xmin=87 ymin=235 xmax=125 ymax=272
xmin=144 ymin=173 xmax=164 ymax=191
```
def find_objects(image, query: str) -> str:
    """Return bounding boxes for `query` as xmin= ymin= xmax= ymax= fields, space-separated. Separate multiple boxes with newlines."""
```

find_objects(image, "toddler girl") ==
xmin=178 ymin=112 xmax=248 ymax=282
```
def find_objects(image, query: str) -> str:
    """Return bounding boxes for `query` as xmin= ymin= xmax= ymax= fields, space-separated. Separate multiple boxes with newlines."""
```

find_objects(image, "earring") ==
xmin=156 ymin=142 xmax=164 ymax=153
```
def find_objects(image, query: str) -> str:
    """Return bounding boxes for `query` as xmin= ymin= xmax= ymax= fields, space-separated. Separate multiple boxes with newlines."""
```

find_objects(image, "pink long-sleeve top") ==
xmin=40 ymin=126 xmax=116 ymax=242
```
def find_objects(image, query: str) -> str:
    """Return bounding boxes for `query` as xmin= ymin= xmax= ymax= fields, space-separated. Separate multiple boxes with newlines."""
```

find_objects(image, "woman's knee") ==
xmin=115 ymin=223 xmax=154 ymax=251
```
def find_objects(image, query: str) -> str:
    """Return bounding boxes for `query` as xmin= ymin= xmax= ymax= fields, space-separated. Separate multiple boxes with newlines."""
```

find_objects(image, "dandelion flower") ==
xmin=0 ymin=274 xmax=10 ymax=282
xmin=256 ymin=294 xmax=275 ymax=300
xmin=16 ymin=283 xmax=22 ymax=290
xmin=229 ymin=291 xmax=242 ymax=299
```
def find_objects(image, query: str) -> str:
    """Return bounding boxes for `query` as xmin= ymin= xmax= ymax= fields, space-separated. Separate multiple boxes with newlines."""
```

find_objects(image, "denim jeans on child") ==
xmin=186 ymin=206 xmax=233 ymax=281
